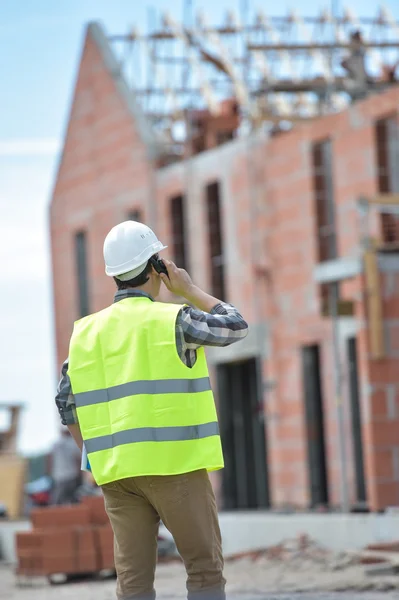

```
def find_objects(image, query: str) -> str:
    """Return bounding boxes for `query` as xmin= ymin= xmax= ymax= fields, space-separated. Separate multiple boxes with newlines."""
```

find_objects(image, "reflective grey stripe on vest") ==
xmin=85 ymin=421 xmax=220 ymax=454
xmin=75 ymin=377 xmax=212 ymax=408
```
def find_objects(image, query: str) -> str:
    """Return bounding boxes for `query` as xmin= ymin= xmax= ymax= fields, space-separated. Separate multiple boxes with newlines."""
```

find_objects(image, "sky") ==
xmin=1 ymin=0 xmax=398 ymax=455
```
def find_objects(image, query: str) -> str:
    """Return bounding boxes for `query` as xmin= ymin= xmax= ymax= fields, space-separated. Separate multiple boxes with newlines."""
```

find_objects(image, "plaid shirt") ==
xmin=56 ymin=290 xmax=248 ymax=426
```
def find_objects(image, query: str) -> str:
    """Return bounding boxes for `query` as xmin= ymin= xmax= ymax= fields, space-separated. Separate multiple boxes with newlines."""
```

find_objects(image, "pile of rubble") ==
xmin=227 ymin=534 xmax=356 ymax=568
xmin=221 ymin=535 xmax=399 ymax=593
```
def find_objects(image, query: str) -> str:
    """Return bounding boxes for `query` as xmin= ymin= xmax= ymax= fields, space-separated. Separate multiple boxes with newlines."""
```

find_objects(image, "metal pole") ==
xmin=183 ymin=0 xmax=194 ymax=272
xmin=326 ymin=0 xmax=339 ymax=110
xmin=329 ymin=281 xmax=350 ymax=512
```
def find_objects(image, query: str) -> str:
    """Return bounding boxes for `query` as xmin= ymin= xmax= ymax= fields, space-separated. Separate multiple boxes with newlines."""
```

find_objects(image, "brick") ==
xmin=17 ymin=552 xmax=46 ymax=577
xmin=367 ymin=541 xmax=399 ymax=552
xmin=41 ymin=530 xmax=75 ymax=556
xmin=374 ymin=449 xmax=395 ymax=480
xmin=76 ymin=552 xmax=98 ymax=573
xmin=383 ymin=300 xmax=399 ymax=319
xmin=17 ymin=530 xmax=76 ymax=577
xmin=16 ymin=531 xmax=43 ymax=551
xmin=371 ymin=421 xmax=399 ymax=447
xmin=374 ymin=481 xmax=399 ymax=510
xmin=388 ymin=324 xmax=399 ymax=353
xmin=95 ymin=526 xmax=114 ymax=570
xmin=82 ymin=496 xmax=109 ymax=525
xmin=75 ymin=527 xmax=99 ymax=573
xmin=17 ymin=528 xmax=104 ymax=576
xmin=369 ymin=359 xmax=399 ymax=386
xmin=369 ymin=389 xmax=387 ymax=419
xmin=31 ymin=505 xmax=91 ymax=530
xmin=42 ymin=555 xmax=76 ymax=575
xmin=360 ymin=555 xmax=387 ymax=565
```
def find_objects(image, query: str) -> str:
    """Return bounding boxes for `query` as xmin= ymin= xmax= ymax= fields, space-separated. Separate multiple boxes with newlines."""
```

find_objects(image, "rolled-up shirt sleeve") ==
xmin=55 ymin=358 xmax=78 ymax=425
xmin=179 ymin=302 xmax=249 ymax=349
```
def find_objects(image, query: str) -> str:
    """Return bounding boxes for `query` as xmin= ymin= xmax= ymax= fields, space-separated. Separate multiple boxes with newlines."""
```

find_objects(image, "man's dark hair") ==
xmin=114 ymin=260 xmax=153 ymax=290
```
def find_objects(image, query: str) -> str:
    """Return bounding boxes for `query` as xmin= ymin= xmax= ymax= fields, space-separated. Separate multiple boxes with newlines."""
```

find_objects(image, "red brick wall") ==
xmin=50 ymin=24 xmax=399 ymax=510
xmin=361 ymin=263 xmax=399 ymax=509
xmin=258 ymin=89 xmax=399 ymax=509
xmin=50 ymin=27 xmax=156 ymax=364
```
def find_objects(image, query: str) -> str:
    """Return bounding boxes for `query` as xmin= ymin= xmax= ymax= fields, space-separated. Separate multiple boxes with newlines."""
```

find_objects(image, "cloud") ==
xmin=0 ymin=138 xmax=60 ymax=157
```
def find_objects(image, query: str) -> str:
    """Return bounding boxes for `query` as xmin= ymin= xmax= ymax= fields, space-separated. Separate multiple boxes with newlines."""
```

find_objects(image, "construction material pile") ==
xmin=15 ymin=497 xmax=175 ymax=584
xmin=16 ymin=498 xmax=113 ymax=582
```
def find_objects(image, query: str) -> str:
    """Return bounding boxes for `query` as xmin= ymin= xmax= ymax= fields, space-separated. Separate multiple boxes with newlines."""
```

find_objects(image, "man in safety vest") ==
xmin=55 ymin=220 xmax=248 ymax=600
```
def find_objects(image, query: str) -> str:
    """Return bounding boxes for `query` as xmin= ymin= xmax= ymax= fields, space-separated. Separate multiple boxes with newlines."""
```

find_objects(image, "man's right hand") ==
xmin=160 ymin=259 xmax=223 ymax=314
xmin=160 ymin=260 xmax=194 ymax=298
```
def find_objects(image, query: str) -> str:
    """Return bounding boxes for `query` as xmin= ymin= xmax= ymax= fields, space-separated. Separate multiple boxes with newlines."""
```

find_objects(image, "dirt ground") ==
xmin=1 ymin=556 xmax=399 ymax=600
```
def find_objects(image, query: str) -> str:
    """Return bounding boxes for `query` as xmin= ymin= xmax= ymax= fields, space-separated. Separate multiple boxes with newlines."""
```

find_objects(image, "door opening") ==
xmin=217 ymin=358 xmax=269 ymax=509
xmin=347 ymin=337 xmax=367 ymax=505
xmin=301 ymin=345 xmax=329 ymax=507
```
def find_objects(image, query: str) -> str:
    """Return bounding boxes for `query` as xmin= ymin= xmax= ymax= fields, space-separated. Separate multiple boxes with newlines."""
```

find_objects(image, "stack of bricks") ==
xmin=16 ymin=498 xmax=114 ymax=578
xmin=82 ymin=496 xmax=115 ymax=571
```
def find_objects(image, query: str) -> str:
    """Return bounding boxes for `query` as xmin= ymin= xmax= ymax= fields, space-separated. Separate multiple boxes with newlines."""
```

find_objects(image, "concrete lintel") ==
xmin=206 ymin=322 xmax=268 ymax=365
xmin=373 ymin=204 xmax=399 ymax=216
xmin=378 ymin=254 xmax=399 ymax=272
xmin=157 ymin=133 xmax=249 ymax=181
xmin=313 ymin=256 xmax=363 ymax=284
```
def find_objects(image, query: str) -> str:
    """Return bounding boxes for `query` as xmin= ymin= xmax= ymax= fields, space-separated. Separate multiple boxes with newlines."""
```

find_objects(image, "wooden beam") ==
xmin=162 ymin=13 xmax=220 ymax=115
xmin=364 ymin=250 xmax=385 ymax=360
xmin=248 ymin=41 xmax=399 ymax=51
xmin=196 ymin=13 xmax=257 ymax=119
xmin=365 ymin=194 xmax=399 ymax=206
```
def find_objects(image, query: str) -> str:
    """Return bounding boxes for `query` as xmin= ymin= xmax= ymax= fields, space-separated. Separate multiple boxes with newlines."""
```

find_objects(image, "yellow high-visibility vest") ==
xmin=68 ymin=296 xmax=224 ymax=486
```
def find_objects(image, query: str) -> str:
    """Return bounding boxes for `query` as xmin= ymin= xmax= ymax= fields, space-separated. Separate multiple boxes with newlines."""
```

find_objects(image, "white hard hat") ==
xmin=103 ymin=221 xmax=167 ymax=280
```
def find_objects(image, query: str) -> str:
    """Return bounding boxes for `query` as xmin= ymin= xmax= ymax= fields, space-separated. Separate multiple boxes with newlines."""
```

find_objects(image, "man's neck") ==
xmin=132 ymin=285 xmax=153 ymax=296
xmin=114 ymin=289 xmax=154 ymax=303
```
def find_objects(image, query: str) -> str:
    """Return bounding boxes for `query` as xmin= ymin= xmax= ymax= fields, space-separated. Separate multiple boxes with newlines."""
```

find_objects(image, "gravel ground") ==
xmin=1 ymin=559 xmax=399 ymax=600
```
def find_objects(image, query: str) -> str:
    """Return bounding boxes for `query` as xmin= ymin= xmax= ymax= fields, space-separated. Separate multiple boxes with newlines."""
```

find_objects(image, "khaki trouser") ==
xmin=102 ymin=469 xmax=226 ymax=600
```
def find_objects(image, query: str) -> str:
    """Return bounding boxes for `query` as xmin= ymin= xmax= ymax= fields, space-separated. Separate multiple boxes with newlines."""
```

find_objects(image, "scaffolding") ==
xmin=108 ymin=4 xmax=399 ymax=157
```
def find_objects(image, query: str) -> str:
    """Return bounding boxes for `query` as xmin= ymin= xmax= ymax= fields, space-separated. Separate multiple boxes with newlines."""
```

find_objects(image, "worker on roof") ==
xmin=55 ymin=220 xmax=248 ymax=600
xmin=341 ymin=30 xmax=369 ymax=100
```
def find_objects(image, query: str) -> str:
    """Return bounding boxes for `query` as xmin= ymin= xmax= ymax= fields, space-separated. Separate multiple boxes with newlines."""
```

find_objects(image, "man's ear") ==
xmin=150 ymin=264 xmax=159 ymax=278
xmin=148 ymin=257 xmax=156 ymax=274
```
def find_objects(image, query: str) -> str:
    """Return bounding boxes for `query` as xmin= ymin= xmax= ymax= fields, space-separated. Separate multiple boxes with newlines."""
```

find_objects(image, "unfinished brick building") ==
xmin=50 ymin=20 xmax=399 ymax=512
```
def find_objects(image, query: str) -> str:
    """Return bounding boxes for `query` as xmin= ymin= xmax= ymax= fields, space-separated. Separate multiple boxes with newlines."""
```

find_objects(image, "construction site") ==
xmin=50 ymin=4 xmax=399 ymax=512
xmin=2 ymin=2 xmax=399 ymax=598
